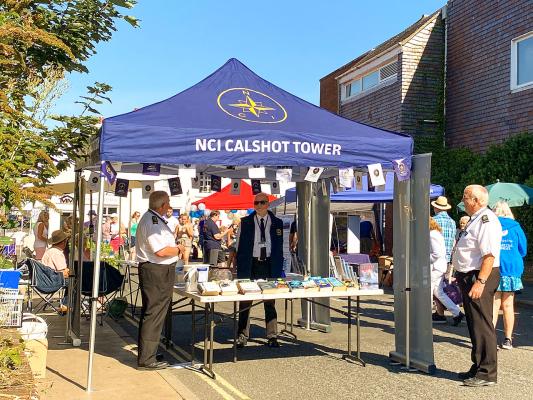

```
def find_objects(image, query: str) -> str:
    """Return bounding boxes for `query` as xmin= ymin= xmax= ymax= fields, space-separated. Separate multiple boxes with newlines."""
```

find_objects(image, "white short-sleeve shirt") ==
xmin=452 ymin=207 xmax=502 ymax=273
xmin=136 ymin=210 xmax=178 ymax=265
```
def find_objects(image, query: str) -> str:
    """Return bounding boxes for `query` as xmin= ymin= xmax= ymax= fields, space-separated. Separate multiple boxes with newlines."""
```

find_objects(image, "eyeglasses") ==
xmin=254 ymin=200 xmax=268 ymax=205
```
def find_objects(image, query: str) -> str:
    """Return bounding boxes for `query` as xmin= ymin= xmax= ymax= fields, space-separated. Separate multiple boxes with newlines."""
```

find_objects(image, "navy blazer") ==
xmin=236 ymin=210 xmax=284 ymax=279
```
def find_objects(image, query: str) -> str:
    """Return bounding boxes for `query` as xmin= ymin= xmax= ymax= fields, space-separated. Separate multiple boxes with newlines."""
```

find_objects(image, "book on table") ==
xmin=257 ymin=280 xmax=290 ymax=294
xmin=198 ymin=281 xmax=220 ymax=296
xmin=301 ymin=279 xmax=319 ymax=292
xmin=343 ymin=279 xmax=359 ymax=289
xmin=287 ymin=280 xmax=305 ymax=291
xmin=236 ymin=280 xmax=262 ymax=295
xmin=327 ymin=277 xmax=347 ymax=291
xmin=312 ymin=277 xmax=333 ymax=292
xmin=219 ymin=280 xmax=239 ymax=296
xmin=358 ymin=263 xmax=379 ymax=290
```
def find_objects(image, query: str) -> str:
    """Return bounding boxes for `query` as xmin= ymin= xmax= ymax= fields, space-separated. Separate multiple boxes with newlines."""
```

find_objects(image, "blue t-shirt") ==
xmin=203 ymin=219 xmax=221 ymax=251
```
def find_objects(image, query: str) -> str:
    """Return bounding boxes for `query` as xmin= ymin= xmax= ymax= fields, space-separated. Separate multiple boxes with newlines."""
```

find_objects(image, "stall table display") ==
xmin=174 ymin=284 xmax=384 ymax=379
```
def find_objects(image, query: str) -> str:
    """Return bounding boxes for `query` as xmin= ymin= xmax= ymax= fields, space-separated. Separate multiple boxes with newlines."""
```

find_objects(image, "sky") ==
xmin=52 ymin=0 xmax=445 ymax=118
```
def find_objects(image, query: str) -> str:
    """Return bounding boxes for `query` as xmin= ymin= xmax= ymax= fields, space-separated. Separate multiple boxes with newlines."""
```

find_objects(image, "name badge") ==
xmin=258 ymin=241 xmax=266 ymax=247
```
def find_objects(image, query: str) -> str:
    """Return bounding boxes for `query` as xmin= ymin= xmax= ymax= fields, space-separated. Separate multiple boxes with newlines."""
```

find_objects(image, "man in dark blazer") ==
xmin=236 ymin=192 xmax=284 ymax=348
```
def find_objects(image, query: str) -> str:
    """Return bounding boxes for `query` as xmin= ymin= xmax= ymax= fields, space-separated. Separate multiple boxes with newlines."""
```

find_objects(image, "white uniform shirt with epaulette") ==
xmin=136 ymin=210 xmax=178 ymax=265
xmin=452 ymin=207 xmax=502 ymax=273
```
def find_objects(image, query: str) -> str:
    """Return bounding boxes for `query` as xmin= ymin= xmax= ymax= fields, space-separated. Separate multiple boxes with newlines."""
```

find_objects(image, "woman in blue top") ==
xmin=492 ymin=201 xmax=527 ymax=350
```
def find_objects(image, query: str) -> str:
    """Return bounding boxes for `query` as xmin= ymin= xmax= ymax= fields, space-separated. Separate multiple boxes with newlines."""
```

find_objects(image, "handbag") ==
xmin=443 ymin=281 xmax=463 ymax=305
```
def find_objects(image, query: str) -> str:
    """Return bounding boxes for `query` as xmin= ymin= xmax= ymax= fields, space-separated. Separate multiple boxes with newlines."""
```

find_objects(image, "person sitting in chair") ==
xmin=42 ymin=230 xmax=70 ymax=313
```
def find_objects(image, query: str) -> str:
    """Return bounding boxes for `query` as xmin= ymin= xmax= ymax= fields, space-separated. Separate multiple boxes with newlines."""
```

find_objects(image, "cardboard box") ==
xmin=378 ymin=256 xmax=393 ymax=268
xmin=24 ymin=338 xmax=48 ymax=379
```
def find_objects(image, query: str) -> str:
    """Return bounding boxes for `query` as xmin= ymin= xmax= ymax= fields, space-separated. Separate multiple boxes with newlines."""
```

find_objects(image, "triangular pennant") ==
xmin=393 ymin=158 xmax=411 ymax=181
xmin=114 ymin=178 xmax=129 ymax=197
xmin=230 ymin=179 xmax=241 ymax=195
xmin=101 ymin=161 xmax=117 ymax=185
xmin=141 ymin=181 xmax=154 ymax=199
xmin=354 ymin=171 xmax=364 ymax=190
xmin=304 ymin=167 xmax=324 ymax=183
xmin=168 ymin=177 xmax=183 ymax=196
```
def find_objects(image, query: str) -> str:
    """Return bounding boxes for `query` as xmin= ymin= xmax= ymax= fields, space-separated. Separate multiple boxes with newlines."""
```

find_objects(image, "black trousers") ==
xmin=238 ymin=258 xmax=277 ymax=339
xmin=138 ymin=262 xmax=175 ymax=366
xmin=456 ymin=267 xmax=500 ymax=382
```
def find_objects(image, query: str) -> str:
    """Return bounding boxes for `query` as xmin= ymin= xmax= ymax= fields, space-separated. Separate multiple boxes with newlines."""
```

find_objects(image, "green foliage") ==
xmin=0 ymin=1 xmax=138 ymax=218
xmin=431 ymin=132 xmax=533 ymax=262
xmin=0 ymin=255 xmax=15 ymax=270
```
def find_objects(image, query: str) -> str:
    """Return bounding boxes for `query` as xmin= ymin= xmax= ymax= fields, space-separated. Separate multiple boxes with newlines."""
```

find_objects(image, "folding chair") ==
xmin=77 ymin=261 xmax=124 ymax=325
xmin=25 ymin=259 xmax=67 ymax=315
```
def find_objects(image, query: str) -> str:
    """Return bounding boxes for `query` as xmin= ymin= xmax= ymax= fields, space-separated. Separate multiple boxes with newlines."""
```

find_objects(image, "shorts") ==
xmin=178 ymin=237 xmax=192 ymax=248
xmin=497 ymin=276 xmax=523 ymax=292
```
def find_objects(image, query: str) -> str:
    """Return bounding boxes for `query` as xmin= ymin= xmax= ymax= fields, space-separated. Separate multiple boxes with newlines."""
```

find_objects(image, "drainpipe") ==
xmin=442 ymin=4 xmax=448 ymax=148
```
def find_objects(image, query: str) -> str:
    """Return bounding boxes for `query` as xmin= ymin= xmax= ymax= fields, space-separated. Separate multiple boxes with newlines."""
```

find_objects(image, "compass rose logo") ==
xmin=217 ymin=88 xmax=287 ymax=124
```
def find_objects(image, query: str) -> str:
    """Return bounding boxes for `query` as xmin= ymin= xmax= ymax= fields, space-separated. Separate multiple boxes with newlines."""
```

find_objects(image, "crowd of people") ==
xmin=429 ymin=186 xmax=527 ymax=387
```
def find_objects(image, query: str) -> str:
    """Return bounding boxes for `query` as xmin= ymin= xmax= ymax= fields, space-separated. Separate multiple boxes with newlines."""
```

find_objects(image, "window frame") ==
xmin=510 ymin=31 xmax=533 ymax=91
xmin=341 ymin=60 xmax=397 ymax=100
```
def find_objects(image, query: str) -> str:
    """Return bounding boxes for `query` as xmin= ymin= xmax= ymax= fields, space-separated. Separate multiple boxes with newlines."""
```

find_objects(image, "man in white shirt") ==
xmin=136 ymin=191 xmax=185 ymax=370
xmin=164 ymin=207 xmax=179 ymax=236
xmin=42 ymin=230 xmax=69 ymax=313
xmin=452 ymin=185 xmax=502 ymax=387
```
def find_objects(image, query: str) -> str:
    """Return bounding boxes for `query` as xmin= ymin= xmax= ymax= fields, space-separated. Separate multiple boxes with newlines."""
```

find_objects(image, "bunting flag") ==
xmin=211 ymin=175 xmax=221 ymax=192
xmin=101 ymin=161 xmax=117 ymax=185
xmin=191 ymin=174 xmax=201 ymax=189
xmin=276 ymin=168 xmax=292 ymax=183
xmin=87 ymin=171 xmax=101 ymax=191
xmin=251 ymin=179 xmax=262 ymax=195
xmin=339 ymin=168 xmax=354 ymax=188
xmin=393 ymin=158 xmax=411 ymax=181
xmin=114 ymin=178 xmax=129 ymax=197
xmin=141 ymin=181 xmax=154 ymax=199
xmin=354 ymin=171 xmax=364 ymax=190
xmin=168 ymin=177 xmax=183 ymax=196
xmin=142 ymin=163 xmax=160 ymax=176
xmin=304 ymin=167 xmax=324 ymax=182
xmin=248 ymin=166 xmax=266 ymax=179
xmin=367 ymin=163 xmax=386 ymax=187
xmin=230 ymin=179 xmax=241 ymax=195
xmin=270 ymin=181 xmax=280 ymax=194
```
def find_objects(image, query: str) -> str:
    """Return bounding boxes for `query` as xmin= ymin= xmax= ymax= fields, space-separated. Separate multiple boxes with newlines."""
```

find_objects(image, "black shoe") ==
xmin=236 ymin=333 xmax=247 ymax=348
xmin=267 ymin=337 xmax=281 ymax=348
xmin=463 ymin=377 xmax=496 ymax=387
xmin=156 ymin=353 xmax=164 ymax=362
xmin=137 ymin=361 xmax=169 ymax=370
xmin=458 ymin=370 xmax=476 ymax=380
xmin=452 ymin=312 xmax=465 ymax=326
xmin=432 ymin=312 xmax=447 ymax=324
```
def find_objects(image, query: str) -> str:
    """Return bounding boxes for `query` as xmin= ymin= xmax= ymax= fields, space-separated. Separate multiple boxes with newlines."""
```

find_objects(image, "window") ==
xmin=103 ymin=207 xmax=118 ymax=217
xmin=511 ymin=32 xmax=533 ymax=90
xmin=199 ymin=174 xmax=211 ymax=193
xmin=341 ymin=61 xmax=397 ymax=100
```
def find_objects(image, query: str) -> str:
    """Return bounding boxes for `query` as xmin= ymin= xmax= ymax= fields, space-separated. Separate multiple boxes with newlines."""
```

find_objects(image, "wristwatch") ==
xmin=477 ymin=278 xmax=487 ymax=284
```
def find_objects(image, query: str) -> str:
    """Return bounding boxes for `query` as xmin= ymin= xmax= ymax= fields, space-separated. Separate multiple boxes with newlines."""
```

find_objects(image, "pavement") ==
xmin=33 ymin=281 xmax=533 ymax=400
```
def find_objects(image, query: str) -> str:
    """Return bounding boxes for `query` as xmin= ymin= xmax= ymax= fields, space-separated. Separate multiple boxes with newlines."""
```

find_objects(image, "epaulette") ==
xmin=481 ymin=215 xmax=489 ymax=224
xmin=152 ymin=216 xmax=158 ymax=224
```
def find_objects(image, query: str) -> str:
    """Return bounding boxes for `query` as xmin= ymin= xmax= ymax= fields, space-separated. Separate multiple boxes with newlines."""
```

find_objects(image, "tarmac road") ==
xmin=119 ymin=291 xmax=533 ymax=400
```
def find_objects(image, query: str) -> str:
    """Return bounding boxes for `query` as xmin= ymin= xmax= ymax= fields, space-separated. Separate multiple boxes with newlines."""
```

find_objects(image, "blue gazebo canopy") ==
xmin=96 ymin=58 xmax=413 ymax=175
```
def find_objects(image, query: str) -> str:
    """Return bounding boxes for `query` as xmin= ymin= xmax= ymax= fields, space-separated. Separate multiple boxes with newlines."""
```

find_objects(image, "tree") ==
xmin=0 ymin=1 xmax=139 ymax=219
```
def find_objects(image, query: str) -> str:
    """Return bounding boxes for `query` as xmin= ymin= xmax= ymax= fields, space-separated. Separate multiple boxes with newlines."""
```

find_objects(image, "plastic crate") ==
xmin=0 ymin=288 xmax=24 ymax=328
xmin=0 ymin=270 xmax=21 ymax=289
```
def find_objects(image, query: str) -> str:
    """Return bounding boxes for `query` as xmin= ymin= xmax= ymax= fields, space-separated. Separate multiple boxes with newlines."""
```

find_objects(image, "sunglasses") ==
xmin=254 ymin=200 xmax=268 ymax=205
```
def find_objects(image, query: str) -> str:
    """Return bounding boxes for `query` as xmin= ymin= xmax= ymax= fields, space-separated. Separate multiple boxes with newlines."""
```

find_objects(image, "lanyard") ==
xmin=255 ymin=214 xmax=269 ymax=240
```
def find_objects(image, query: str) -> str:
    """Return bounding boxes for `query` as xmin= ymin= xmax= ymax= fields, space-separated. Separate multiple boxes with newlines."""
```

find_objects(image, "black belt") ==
xmin=138 ymin=261 xmax=176 ymax=267
xmin=253 ymin=257 xmax=271 ymax=262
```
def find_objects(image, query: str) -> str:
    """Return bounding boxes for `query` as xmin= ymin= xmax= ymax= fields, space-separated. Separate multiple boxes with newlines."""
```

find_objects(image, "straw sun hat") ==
xmin=431 ymin=196 xmax=452 ymax=210
xmin=48 ymin=230 xmax=69 ymax=245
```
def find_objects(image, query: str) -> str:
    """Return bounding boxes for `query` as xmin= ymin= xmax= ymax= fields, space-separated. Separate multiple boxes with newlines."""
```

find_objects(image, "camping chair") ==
xmin=77 ymin=261 xmax=124 ymax=325
xmin=25 ymin=259 xmax=67 ymax=315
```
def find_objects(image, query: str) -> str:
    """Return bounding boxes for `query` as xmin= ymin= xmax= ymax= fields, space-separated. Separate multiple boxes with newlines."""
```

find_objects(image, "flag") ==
xmin=393 ymin=158 xmax=411 ymax=181
xmin=270 ymin=181 xmax=280 ymax=194
xmin=142 ymin=163 xmax=160 ymax=176
xmin=114 ymin=178 xmax=129 ymax=197
xmin=168 ymin=177 xmax=182 ymax=196
xmin=87 ymin=171 xmax=101 ymax=191
xmin=354 ymin=171 xmax=364 ymax=190
xmin=211 ymin=175 xmax=221 ymax=192
xmin=251 ymin=179 xmax=262 ymax=195
xmin=101 ymin=161 xmax=117 ymax=185
xmin=367 ymin=163 xmax=386 ymax=187
xmin=230 ymin=179 xmax=241 ymax=195
xmin=339 ymin=168 xmax=354 ymax=188
xmin=141 ymin=181 xmax=154 ymax=199
xmin=248 ymin=166 xmax=266 ymax=179
xmin=276 ymin=168 xmax=292 ymax=183
xmin=305 ymin=167 xmax=324 ymax=182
